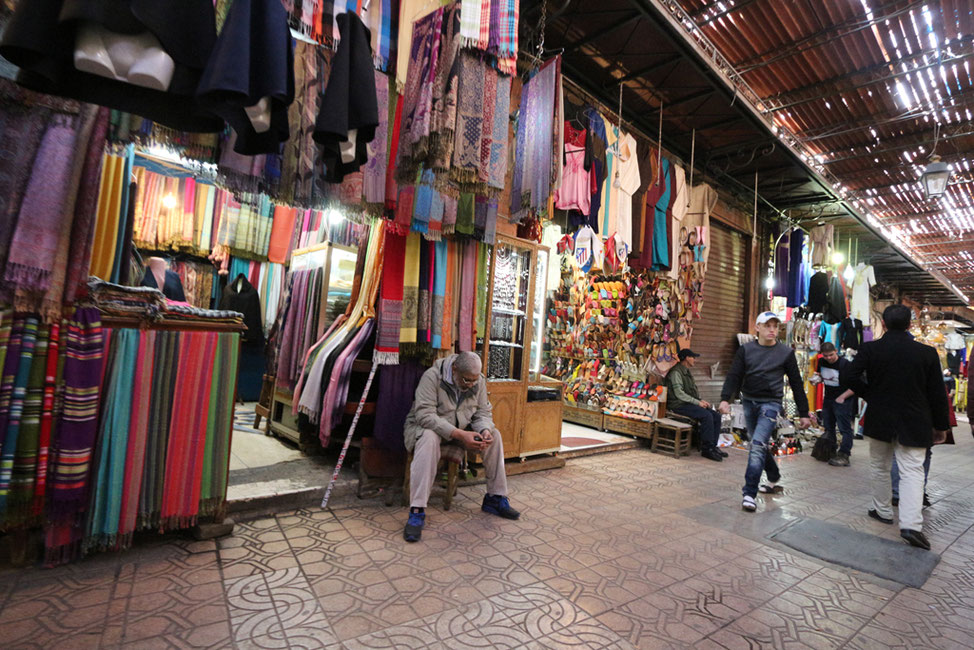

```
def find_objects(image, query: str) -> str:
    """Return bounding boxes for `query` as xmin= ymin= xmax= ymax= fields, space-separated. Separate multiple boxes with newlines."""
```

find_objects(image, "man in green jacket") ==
xmin=666 ymin=349 xmax=726 ymax=461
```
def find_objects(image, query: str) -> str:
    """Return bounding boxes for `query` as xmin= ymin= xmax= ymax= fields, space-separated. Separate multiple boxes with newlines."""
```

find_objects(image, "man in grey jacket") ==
xmin=402 ymin=351 xmax=520 ymax=542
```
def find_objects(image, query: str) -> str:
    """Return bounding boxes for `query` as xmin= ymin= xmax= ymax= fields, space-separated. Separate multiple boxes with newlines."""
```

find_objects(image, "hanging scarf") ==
xmin=395 ymin=185 xmax=416 ymax=231
xmin=372 ymin=231 xmax=406 ymax=365
xmin=430 ymin=2 xmax=460 ymax=170
xmin=140 ymin=330 xmax=178 ymax=530
xmin=479 ymin=67 xmax=497 ymax=185
xmin=47 ymin=308 xmax=104 ymax=521
xmin=431 ymin=239 xmax=448 ymax=348
xmin=31 ymin=322 xmax=60 ymax=519
xmin=367 ymin=0 xmax=393 ymax=71
xmin=398 ymin=7 xmax=444 ymax=176
xmin=442 ymin=194 xmax=458 ymax=235
xmin=412 ymin=168 xmax=435 ymax=234
xmin=116 ymin=330 xmax=155 ymax=547
xmin=427 ymin=189 xmax=444 ymax=240
xmin=485 ymin=198 xmax=499 ymax=245
xmin=417 ymin=238 xmax=433 ymax=349
xmin=441 ymin=240 xmax=458 ymax=350
xmin=84 ymin=327 xmax=137 ymax=553
xmin=450 ymin=53 xmax=487 ymax=187
xmin=384 ymin=93 xmax=404 ymax=213
xmin=400 ymin=232 xmax=422 ymax=354
xmin=456 ymin=192 xmax=475 ymax=236
xmin=489 ymin=0 xmax=518 ymax=75
xmin=458 ymin=0 xmax=486 ymax=49
xmin=475 ymin=242 xmax=489 ymax=340
xmin=2 ymin=322 xmax=47 ymax=525
xmin=489 ymin=76 xmax=511 ymax=190
xmin=474 ymin=195 xmax=488 ymax=240
xmin=321 ymin=319 xmax=375 ymax=443
xmin=200 ymin=332 xmax=238 ymax=516
xmin=4 ymin=115 xmax=80 ymax=292
xmin=512 ymin=57 xmax=558 ymax=222
xmin=364 ymin=71 xmax=390 ymax=211
xmin=458 ymin=239 xmax=477 ymax=351
xmin=0 ymin=316 xmax=38 ymax=514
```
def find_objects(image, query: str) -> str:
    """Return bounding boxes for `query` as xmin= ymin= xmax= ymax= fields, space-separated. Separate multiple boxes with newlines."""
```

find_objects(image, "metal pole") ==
xmin=321 ymin=361 xmax=379 ymax=510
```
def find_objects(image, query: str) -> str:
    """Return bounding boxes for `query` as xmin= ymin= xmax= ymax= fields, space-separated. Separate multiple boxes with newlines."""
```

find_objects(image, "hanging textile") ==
xmin=375 ymin=229 xmax=407 ymax=364
xmin=0 ymin=316 xmax=39 ymax=515
xmin=400 ymin=233 xmax=422 ymax=355
xmin=511 ymin=56 xmax=558 ymax=223
xmin=458 ymin=239 xmax=477 ymax=351
xmin=431 ymin=240 xmax=449 ymax=349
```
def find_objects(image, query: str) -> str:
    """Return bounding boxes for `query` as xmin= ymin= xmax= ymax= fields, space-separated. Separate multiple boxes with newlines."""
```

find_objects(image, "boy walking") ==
xmin=719 ymin=312 xmax=811 ymax=512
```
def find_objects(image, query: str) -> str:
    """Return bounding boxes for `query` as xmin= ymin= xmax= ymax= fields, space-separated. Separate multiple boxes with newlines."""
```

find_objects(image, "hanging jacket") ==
xmin=220 ymin=273 xmax=264 ymax=345
xmin=141 ymin=268 xmax=186 ymax=302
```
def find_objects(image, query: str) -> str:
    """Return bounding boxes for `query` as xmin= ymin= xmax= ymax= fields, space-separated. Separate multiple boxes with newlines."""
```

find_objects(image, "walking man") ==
xmin=666 ymin=349 xmax=727 ymax=461
xmin=816 ymin=342 xmax=856 ymax=466
xmin=719 ymin=312 xmax=811 ymax=513
xmin=845 ymin=304 xmax=949 ymax=550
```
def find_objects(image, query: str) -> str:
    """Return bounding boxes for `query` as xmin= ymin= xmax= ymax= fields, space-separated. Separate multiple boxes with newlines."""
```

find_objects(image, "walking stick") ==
xmin=321 ymin=361 xmax=379 ymax=510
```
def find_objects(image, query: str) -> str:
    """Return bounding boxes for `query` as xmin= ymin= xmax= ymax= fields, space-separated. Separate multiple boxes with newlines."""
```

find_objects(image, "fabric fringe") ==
xmin=44 ymin=539 xmax=82 ymax=567
xmin=442 ymin=223 xmax=456 ymax=236
xmin=373 ymin=350 xmax=400 ymax=365
xmin=4 ymin=262 xmax=51 ymax=291
xmin=423 ymin=231 xmax=442 ymax=241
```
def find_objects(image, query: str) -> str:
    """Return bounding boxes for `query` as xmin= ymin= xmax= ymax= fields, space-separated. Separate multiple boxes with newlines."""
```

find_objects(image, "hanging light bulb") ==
xmin=326 ymin=209 xmax=344 ymax=225
xmin=843 ymin=264 xmax=855 ymax=283
xmin=162 ymin=194 xmax=178 ymax=210
xmin=921 ymin=154 xmax=951 ymax=198
xmin=831 ymin=251 xmax=845 ymax=266
xmin=764 ymin=276 xmax=775 ymax=290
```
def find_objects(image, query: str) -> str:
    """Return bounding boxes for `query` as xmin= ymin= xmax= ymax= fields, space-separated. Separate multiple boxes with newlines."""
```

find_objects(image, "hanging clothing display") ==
xmin=849 ymin=263 xmax=875 ymax=322
xmin=683 ymin=182 xmax=717 ymax=269
xmin=838 ymin=317 xmax=863 ymax=350
xmin=825 ymin=273 xmax=847 ymax=323
xmin=612 ymin=131 xmax=642 ymax=250
xmin=140 ymin=268 xmax=188 ymax=302
xmin=220 ymin=275 xmax=265 ymax=345
xmin=809 ymin=224 xmax=834 ymax=267
xmin=553 ymin=121 xmax=589 ymax=214
xmin=511 ymin=56 xmax=559 ymax=223
xmin=807 ymin=271 xmax=829 ymax=314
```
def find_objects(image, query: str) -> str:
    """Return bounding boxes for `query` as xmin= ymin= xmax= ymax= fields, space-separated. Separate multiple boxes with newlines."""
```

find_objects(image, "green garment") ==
xmin=666 ymin=363 xmax=700 ymax=411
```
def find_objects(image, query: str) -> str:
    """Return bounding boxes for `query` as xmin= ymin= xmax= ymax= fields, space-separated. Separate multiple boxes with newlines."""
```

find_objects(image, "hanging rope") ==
xmin=320 ymin=361 xmax=379 ymax=510
xmin=688 ymin=128 xmax=696 ymax=209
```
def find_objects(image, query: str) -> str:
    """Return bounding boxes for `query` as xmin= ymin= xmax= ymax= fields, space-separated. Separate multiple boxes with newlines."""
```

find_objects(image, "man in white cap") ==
xmin=719 ymin=311 xmax=811 ymax=512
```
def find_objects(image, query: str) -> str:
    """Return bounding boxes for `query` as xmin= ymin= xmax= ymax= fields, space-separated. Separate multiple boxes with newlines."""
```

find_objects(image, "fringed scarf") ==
xmin=458 ymin=239 xmax=477 ymax=351
xmin=364 ymin=71 xmax=390 ymax=211
xmin=431 ymin=240 xmax=449 ymax=348
xmin=475 ymin=242 xmax=489 ymax=340
xmin=442 ymin=194 xmax=458 ymax=235
xmin=0 ymin=316 xmax=39 ymax=514
xmin=412 ymin=168 xmax=435 ymax=234
xmin=457 ymin=192 xmax=475 ymax=236
xmin=321 ymin=319 xmax=374 ymax=444
xmin=511 ymin=56 xmax=558 ymax=223
xmin=84 ymin=327 xmax=137 ymax=553
xmin=47 ymin=309 xmax=104 ymax=520
xmin=458 ymin=0 xmax=486 ymax=49
xmin=366 ymin=0 xmax=393 ymax=71
xmin=399 ymin=232 xmax=422 ymax=354
xmin=417 ymin=239 xmax=433 ymax=350
xmin=489 ymin=0 xmax=519 ymax=74
xmin=479 ymin=68 xmax=497 ymax=185
xmin=2 ymin=321 xmax=47 ymax=526
xmin=430 ymin=2 xmax=461 ymax=172
xmin=116 ymin=330 xmax=155 ymax=547
xmin=485 ymin=198 xmax=499 ymax=244
xmin=31 ymin=322 xmax=59 ymax=519
xmin=4 ymin=115 xmax=80 ymax=293
xmin=199 ymin=332 xmax=238 ymax=517
xmin=398 ymin=7 xmax=444 ymax=178
xmin=489 ymin=76 xmax=511 ymax=191
xmin=441 ymin=240 xmax=458 ymax=350
xmin=427 ymin=189 xmax=444 ymax=240
xmin=395 ymin=184 xmax=416 ymax=231
xmin=450 ymin=53 xmax=487 ymax=187
xmin=384 ymin=93 xmax=404 ymax=213
xmin=139 ymin=330 xmax=178 ymax=530
xmin=375 ymin=226 xmax=406 ymax=365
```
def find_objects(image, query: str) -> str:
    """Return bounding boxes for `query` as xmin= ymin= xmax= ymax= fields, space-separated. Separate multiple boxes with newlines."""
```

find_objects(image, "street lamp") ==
xmin=920 ymin=154 xmax=951 ymax=199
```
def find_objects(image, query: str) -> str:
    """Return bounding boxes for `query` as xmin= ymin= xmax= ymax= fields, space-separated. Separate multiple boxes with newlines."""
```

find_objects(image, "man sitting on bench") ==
xmin=402 ymin=351 xmax=520 ymax=542
xmin=665 ymin=349 xmax=727 ymax=462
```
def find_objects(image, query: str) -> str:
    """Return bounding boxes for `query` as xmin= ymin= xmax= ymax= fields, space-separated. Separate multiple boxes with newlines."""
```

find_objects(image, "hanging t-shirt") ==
xmin=849 ymin=263 xmax=875 ymax=322
xmin=541 ymin=223 xmax=564 ymax=292
xmin=573 ymin=226 xmax=604 ymax=273
xmin=651 ymin=157 xmax=672 ymax=270
xmin=608 ymin=132 xmax=641 ymax=249
xmin=554 ymin=122 xmax=590 ymax=214
xmin=683 ymin=182 xmax=717 ymax=269
xmin=604 ymin=232 xmax=630 ymax=273
xmin=667 ymin=162 xmax=688 ymax=279
xmin=598 ymin=119 xmax=618 ymax=234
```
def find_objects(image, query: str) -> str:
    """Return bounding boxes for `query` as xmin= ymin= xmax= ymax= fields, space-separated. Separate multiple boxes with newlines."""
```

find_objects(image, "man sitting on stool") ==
xmin=402 ymin=351 xmax=520 ymax=542
xmin=666 ymin=349 xmax=727 ymax=462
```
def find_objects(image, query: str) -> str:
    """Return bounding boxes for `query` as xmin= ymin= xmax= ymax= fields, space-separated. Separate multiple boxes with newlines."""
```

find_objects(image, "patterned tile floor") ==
xmin=2 ymin=415 xmax=974 ymax=649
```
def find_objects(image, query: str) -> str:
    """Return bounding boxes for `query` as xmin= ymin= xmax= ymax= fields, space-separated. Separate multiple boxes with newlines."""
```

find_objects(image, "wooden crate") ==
xmin=563 ymin=403 xmax=604 ymax=430
xmin=653 ymin=417 xmax=693 ymax=458
xmin=602 ymin=413 xmax=655 ymax=440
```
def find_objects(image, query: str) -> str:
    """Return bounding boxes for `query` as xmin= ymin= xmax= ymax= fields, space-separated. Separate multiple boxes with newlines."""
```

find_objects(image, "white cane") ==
xmin=321 ymin=361 xmax=379 ymax=510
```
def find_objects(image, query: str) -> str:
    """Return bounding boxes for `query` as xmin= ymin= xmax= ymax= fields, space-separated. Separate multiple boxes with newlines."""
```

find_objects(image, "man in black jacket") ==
xmin=719 ymin=312 xmax=811 ymax=513
xmin=845 ymin=304 xmax=950 ymax=550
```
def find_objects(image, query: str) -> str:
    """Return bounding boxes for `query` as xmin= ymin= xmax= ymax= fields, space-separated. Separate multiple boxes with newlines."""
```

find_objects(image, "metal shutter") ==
xmin=691 ymin=223 xmax=748 ymax=403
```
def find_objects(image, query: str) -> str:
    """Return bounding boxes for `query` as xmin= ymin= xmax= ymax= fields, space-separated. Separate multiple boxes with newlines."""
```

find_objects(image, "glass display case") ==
xmin=487 ymin=241 xmax=531 ymax=381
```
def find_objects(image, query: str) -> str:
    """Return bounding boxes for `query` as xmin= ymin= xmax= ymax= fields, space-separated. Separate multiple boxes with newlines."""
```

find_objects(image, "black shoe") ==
xmin=701 ymin=448 xmax=723 ymax=462
xmin=482 ymin=494 xmax=521 ymax=520
xmin=900 ymin=528 xmax=931 ymax=550
xmin=718 ymin=449 xmax=729 ymax=457
xmin=403 ymin=511 xmax=425 ymax=542
xmin=923 ymin=494 xmax=931 ymax=508
xmin=828 ymin=453 xmax=850 ymax=467
xmin=891 ymin=497 xmax=899 ymax=507
xmin=868 ymin=509 xmax=893 ymax=524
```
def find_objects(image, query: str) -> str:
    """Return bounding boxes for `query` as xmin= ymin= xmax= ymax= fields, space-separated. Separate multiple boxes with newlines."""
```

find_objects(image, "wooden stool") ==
xmin=667 ymin=412 xmax=701 ymax=449
xmin=253 ymin=374 xmax=275 ymax=431
xmin=402 ymin=450 xmax=460 ymax=510
xmin=652 ymin=417 xmax=693 ymax=458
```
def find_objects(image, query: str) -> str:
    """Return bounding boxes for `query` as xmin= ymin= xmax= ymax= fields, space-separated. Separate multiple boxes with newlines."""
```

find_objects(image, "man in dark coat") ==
xmin=845 ymin=304 xmax=950 ymax=550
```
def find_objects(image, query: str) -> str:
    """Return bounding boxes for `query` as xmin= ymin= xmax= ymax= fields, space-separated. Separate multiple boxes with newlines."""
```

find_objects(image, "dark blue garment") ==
xmin=197 ymin=0 xmax=295 ymax=155
xmin=787 ymin=229 xmax=805 ymax=307
xmin=140 ymin=268 xmax=186 ymax=302
xmin=774 ymin=227 xmax=790 ymax=297
xmin=585 ymin=109 xmax=606 ymax=232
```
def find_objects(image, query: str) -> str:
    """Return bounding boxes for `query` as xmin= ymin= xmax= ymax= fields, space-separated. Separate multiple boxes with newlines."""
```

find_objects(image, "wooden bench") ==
xmin=652 ymin=417 xmax=693 ymax=458
xmin=401 ymin=450 xmax=461 ymax=510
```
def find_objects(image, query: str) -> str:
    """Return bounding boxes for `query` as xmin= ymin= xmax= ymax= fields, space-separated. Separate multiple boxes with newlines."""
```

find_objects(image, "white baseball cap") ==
xmin=755 ymin=311 xmax=781 ymax=325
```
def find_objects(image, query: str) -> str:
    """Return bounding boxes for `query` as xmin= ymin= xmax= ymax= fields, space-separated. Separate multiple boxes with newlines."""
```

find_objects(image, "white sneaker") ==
xmin=742 ymin=496 xmax=757 ymax=512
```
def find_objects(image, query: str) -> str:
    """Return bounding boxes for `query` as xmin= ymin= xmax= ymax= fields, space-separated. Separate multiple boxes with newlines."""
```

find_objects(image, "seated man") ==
xmin=402 ymin=351 xmax=520 ymax=542
xmin=665 ymin=349 xmax=727 ymax=461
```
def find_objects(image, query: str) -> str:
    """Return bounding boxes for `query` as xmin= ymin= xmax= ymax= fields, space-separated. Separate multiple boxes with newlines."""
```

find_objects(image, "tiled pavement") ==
xmin=3 ymin=418 xmax=974 ymax=649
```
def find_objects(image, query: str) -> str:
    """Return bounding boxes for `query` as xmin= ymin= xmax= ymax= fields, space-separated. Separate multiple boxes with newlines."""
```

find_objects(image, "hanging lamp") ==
xmin=920 ymin=154 xmax=951 ymax=199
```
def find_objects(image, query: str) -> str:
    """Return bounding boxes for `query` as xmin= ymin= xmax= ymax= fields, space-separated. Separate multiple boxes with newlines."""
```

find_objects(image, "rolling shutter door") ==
xmin=691 ymin=223 xmax=748 ymax=403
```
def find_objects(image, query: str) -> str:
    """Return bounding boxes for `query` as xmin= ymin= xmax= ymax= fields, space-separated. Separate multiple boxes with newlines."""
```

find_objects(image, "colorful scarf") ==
xmin=430 ymin=2 xmax=461 ymax=171
xmin=475 ymin=242 xmax=489 ymax=340
xmin=459 ymin=0 xmax=486 ymax=49
xmin=479 ymin=68 xmax=497 ymax=185
xmin=117 ymin=330 xmax=155 ymax=546
xmin=431 ymin=240 xmax=448 ymax=348
xmin=400 ymin=232 xmax=422 ymax=353
xmin=375 ymin=228 xmax=407 ymax=364
xmin=4 ymin=115 xmax=80 ymax=292
xmin=451 ymin=53 xmax=487 ymax=187
xmin=412 ymin=168 xmax=435 ymax=234
xmin=0 ymin=316 xmax=38 ymax=514
xmin=511 ymin=57 xmax=558 ymax=222
xmin=364 ymin=71 xmax=390 ymax=210
xmin=485 ymin=198 xmax=499 ymax=245
xmin=367 ymin=0 xmax=393 ymax=71
xmin=458 ymin=239 xmax=477 ymax=351
xmin=398 ymin=7 xmax=444 ymax=176
xmin=2 ymin=321 xmax=47 ymax=526
xmin=199 ymin=332 xmax=238 ymax=516
xmin=489 ymin=0 xmax=519 ymax=73
xmin=457 ymin=192 xmax=475 ymax=236
xmin=89 ymin=153 xmax=126 ymax=280
xmin=84 ymin=327 xmax=136 ymax=552
xmin=268 ymin=205 xmax=299 ymax=264
xmin=442 ymin=194 xmax=458 ymax=235
xmin=441 ymin=240 xmax=458 ymax=350
xmin=139 ymin=331 xmax=178 ymax=529
xmin=321 ymin=319 xmax=375 ymax=444
xmin=31 ymin=322 xmax=59 ymax=519
xmin=385 ymin=93 xmax=404 ymax=212
xmin=489 ymin=77 xmax=511 ymax=190
xmin=395 ymin=184 xmax=416 ymax=231
xmin=427 ymin=189 xmax=444 ymax=240
xmin=417 ymin=238 xmax=433 ymax=348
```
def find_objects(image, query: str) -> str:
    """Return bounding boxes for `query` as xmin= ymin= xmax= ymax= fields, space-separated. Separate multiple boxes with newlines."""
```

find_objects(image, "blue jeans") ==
xmin=742 ymin=399 xmax=782 ymax=498
xmin=822 ymin=398 xmax=854 ymax=455
xmin=891 ymin=447 xmax=932 ymax=499
xmin=671 ymin=403 xmax=721 ymax=451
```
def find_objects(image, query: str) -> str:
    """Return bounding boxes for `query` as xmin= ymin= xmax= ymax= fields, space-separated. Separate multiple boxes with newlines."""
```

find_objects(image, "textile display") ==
xmin=458 ymin=0 xmax=519 ymax=74
xmin=458 ymin=239 xmax=477 ymax=351
xmin=375 ymin=229 xmax=408 ymax=364
xmin=0 ymin=316 xmax=40 ymax=518
xmin=400 ymin=233 xmax=422 ymax=352
xmin=511 ymin=57 xmax=559 ymax=223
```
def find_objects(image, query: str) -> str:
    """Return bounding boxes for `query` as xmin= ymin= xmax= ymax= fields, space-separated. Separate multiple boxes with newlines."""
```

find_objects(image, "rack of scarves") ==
xmin=0 ymin=308 xmax=242 ymax=565
xmin=295 ymin=211 xmax=371 ymax=250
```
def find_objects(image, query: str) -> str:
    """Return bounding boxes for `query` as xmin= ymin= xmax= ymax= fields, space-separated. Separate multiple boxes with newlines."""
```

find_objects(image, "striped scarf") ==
xmin=0 ymin=316 xmax=39 ymax=514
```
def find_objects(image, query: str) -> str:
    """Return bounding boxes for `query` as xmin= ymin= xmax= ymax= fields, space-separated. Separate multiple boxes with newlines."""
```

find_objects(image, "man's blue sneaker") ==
xmin=482 ymin=494 xmax=520 ymax=520
xmin=403 ymin=511 xmax=425 ymax=542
